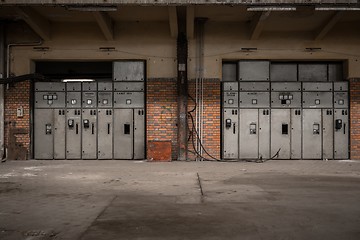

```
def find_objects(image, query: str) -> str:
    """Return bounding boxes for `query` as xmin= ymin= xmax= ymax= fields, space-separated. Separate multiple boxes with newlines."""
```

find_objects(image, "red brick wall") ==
xmin=4 ymin=81 xmax=31 ymax=158
xmin=147 ymin=78 xmax=178 ymax=160
xmin=350 ymin=78 xmax=360 ymax=160
xmin=188 ymin=79 xmax=221 ymax=160
xmin=147 ymin=78 xmax=221 ymax=161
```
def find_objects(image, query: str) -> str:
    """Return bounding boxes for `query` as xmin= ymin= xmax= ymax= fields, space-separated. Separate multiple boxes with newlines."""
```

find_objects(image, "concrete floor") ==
xmin=0 ymin=160 xmax=360 ymax=240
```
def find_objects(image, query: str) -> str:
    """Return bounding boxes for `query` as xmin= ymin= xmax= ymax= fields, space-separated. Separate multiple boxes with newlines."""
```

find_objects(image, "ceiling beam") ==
xmin=168 ymin=7 xmax=178 ymax=38
xmin=249 ymin=11 xmax=270 ymax=40
xmin=186 ymin=6 xmax=195 ymax=39
xmin=315 ymin=11 xmax=344 ymax=41
xmin=15 ymin=7 xmax=50 ymax=41
xmin=93 ymin=11 xmax=114 ymax=41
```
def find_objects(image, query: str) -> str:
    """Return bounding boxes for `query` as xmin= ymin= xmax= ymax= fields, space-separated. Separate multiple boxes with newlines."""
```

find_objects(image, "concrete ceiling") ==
xmin=1 ymin=5 xmax=359 ymax=40
xmin=0 ymin=5 xmax=359 ymax=23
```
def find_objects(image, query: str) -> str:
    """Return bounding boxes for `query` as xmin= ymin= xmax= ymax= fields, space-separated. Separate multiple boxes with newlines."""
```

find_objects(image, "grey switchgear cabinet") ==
xmin=114 ymin=109 xmax=133 ymax=159
xmin=113 ymin=61 xmax=145 ymax=81
xmin=239 ymin=92 xmax=270 ymax=108
xmin=82 ymin=82 xmax=97 ymax=91
xmin=223 ymin=82 xmax=238 ymax=91
xmin=322 ymin=109 xmax=334 ymax=160
xmin=238 ymin=61 xmax=270 ymax=81
xmin=222 ymin=62 xmax=349 ymax=161
xmin=302 ymin=109 xmax=322 ymax=159
xmin=114 ymin=92 xmax=144 ymax=108
xmin=134 ymin=109 xmax=145 ymax=159
xmin=67 ymin=82 xmax=81 ymax=91
xmin=81 ymin=109 xmax=97 ymax=159
xmin=271 ymin=109 xmax=291 ymax=159
xmin=290 ymin=109 xmax=302 ymax=159
xmin=98 ymin=92 xmax=113 ymax=108
xmin=114 ymin=82 xmax=144 ymax=92
xmin=222 ymin=63 xmax=237 ymax=82
xmin=35 ymin=92 xmax=66 ymax=109
xmin=98 ymin=82 xmax=113 ymax=91
xmin=334 ymin=109 xmax=349 ymax=159
xmin=223 ymin=92 xmax=238 ymax=108
xmin=35 ymin=82 xmax=65 ymax=92
xmin=298 ymin=64 xmax=327 ymax=82
xmin=53 ymin=109 xmax=66 ymax=159
xmin=34 ymin=60 xmax=146 ymax=160
xmin=239 ymin=109 xmax=259 ymax=159
xmin=34 ymin=109 xmax=54 ymax=159
xmin=259 ymin=109 xmax=270 ymax=159
xmin=97 ymin=109 xmax=113 ymax=159
xmin=82 ymin=92 xmax=97 ymax=108
xmin=270 ymin=63 xmax=297 ymax=82
xmin=67 ymin=92 xmax=82 ymax=108
xmin=66 ymin=109 xmax=82 ymax=159
xmin=222 ymin=109 xmax=239 ymax=159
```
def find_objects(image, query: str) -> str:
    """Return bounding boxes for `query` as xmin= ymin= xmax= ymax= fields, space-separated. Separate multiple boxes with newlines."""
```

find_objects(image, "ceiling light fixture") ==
xmin=315 ymin=7 xmax=360 ymax=11
xmin=66 ymin=5 xmax=118 ymax=12
xmin=241 ymin=47 xmax=258 ymax=51
xmin=305 ymin=48 xmax=322 ymax=52
xmin=62 ymin=79 xmax=95 ymax=82
xmin=33 ymin=47 xmax=50 ymax=51
xmin=247 ymin=6 xmax=296 ymax=11
xmin=99 ymin=47 xmax=116 ymax=52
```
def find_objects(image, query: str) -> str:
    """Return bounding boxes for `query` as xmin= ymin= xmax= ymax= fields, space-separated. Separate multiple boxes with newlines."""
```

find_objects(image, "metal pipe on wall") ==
xmin=4 ymin=34 xmax=42 ymax=159
xmin=195 ymin=18 xmax=206 ymax=160
xmin=0 ymin=24 xmax=5 ymax=159
xmin=6 ymin=40 xmax=43 ymax=78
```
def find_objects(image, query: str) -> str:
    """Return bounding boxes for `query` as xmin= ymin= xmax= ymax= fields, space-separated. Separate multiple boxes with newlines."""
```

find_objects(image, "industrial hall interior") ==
xmin=0 ymin=0 xmax=360 ymax=162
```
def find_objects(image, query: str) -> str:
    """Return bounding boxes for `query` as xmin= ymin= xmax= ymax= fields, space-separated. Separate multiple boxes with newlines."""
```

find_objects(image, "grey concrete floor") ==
xmin=0 ymin=160 xmax=360 ymax=240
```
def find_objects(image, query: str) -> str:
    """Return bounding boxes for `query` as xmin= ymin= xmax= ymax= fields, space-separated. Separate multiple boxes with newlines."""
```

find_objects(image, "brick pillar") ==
xmin=350 ymin=78 xmax=360 ymax=160
xmin=4 ymin=80 xmax=31 ymax=159
xmin=147 ymin=78 xmax=178 ymax=160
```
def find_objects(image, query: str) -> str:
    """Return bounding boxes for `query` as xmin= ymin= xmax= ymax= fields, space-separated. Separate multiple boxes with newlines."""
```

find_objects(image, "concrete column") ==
xmin=176 ymin=7 xmax=188 ymax=161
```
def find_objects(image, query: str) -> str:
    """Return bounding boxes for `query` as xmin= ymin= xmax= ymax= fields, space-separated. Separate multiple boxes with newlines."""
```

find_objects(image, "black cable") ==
xmin=187 ymin=93 xmax=243 ymax=162
xmin=271 ymin=148 xmax=281 ymax=160
xmin=188 ymin=112 xmax=221 ymax=161
xmin=188 ymin=92 xmax=273 ymax=163
xmin=187 ymin=93 xmax=219 ymax=161
xmin=187 ymin=115 xmax=214 ymax=161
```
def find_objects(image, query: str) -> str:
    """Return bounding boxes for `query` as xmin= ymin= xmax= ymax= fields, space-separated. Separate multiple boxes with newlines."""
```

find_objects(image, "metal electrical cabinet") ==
xmin=334 ymin=109 xmax=349 ymax=159
xmin=259 ymin=109 xmax=270 ymax=159
xmin=53 ymin=109 xmax=66 ymax=159
xmin=271 ymin=109 xmax=291 ymax=159
xmin=34 ymin=109 xmax=54 ymax=159
xmin=97 ymin=109 xmax=113 ymax=159
xmin=221 ymin=61 xmax=349 ymax=161
xmin=322 ymin=109 xmax=334 ymax=160
xmin=239 ymin=109 xmax=259 ymax=159
xmin=222 ymin=108 xmax=238 ymax=159
xmin=34 ymin=82 xmax=66 ymax=160
xmin=113 ymin=61 xmax=145 ymax=81
xmin=134 ymin=109 xmax=145 ymax=159
xmin=33 ymin=61 xmax=146 ymax=160
xmin=302 ymin=109 xmax=322 ymax=159
xmin=113 ymin=107 xmax=145 ymax=159
xmin=81 ymin=109 xmax=97 ymax=159
xmin=238 ymin=61 xmax=270 ymax=81
xmin=290 ymin=109 xmax=302 ymax=159
xmin=66 ymin=109 xmax=82 ymax=159
xmin=114 ymin=109 xmax=133 ymax=159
